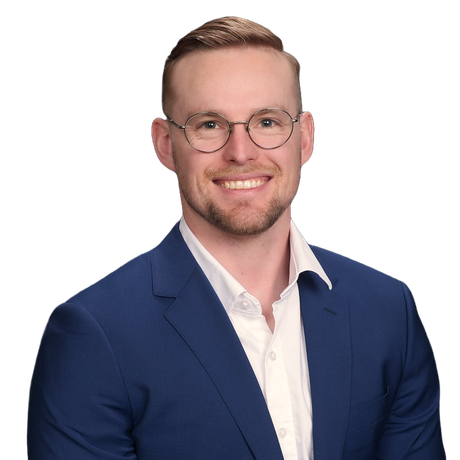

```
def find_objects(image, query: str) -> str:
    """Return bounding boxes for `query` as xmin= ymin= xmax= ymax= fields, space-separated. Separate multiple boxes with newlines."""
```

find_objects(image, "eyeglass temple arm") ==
xmin=293 ymin=112 xmax=304 ymax=123
xmin=167 ymin=117 xmax=186 ymax=130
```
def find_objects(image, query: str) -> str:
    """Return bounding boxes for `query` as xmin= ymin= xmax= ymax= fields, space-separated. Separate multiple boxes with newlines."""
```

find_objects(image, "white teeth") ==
xmin=220 ymin=179 xmax=267 ymax=190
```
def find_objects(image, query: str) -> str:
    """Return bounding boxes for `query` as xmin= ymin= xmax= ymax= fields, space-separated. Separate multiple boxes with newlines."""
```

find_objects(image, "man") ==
xmin=28 ymin=17 xmax=445 ymax=460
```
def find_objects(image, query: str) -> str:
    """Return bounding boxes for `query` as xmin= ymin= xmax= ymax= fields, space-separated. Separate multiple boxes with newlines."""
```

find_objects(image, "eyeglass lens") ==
xmin=184 ymin=109 xmax=294 ymax=153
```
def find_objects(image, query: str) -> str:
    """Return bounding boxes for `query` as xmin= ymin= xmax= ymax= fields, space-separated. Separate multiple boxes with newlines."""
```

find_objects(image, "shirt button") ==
xmin=241 ymin=301 xmax=249 ymax=309
xmin=278 ymin=428 xmax=287 ymax=438
xmin=269 ymin=351 xmax=277 ymax=361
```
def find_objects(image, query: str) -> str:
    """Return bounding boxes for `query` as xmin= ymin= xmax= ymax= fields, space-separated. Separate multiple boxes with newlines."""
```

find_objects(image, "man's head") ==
xmin=152 ymin=17 xmax=314 ymax=238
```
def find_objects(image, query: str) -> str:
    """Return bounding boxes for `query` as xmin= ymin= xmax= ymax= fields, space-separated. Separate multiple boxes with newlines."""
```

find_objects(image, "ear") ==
xmin=151 ymin=118 xmax=176 ymax=172
xmin=299 ymin=111 xmax=315 ymax=166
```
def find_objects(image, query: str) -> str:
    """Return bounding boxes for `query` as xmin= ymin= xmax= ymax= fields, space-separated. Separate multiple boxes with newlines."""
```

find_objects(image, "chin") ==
xmin=193 ymin=196 xmax=290 ymax=237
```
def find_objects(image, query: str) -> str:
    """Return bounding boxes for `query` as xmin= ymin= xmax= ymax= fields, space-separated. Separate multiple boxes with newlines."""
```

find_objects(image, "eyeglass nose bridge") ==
xmin=225 ymin=120 xmax=257 ymax=150
xmin=228 ymin=120 xmax=250 ymax=132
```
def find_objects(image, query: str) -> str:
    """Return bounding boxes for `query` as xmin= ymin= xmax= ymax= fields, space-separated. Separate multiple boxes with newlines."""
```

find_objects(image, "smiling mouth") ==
xmin=216 ymin=178 xmax=269 ymax=190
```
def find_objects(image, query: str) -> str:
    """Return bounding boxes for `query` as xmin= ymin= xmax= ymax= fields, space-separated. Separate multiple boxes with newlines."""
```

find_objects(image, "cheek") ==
xmin=279 ymin=152 xmax=302 ymax=195
xmin=275 ymin=147 xmax=302 ymax=178
xmin=174 ymin=155 xmax=211 ymax=192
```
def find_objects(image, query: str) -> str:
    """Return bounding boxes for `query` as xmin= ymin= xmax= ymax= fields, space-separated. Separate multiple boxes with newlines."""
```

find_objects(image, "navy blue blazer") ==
xmin=28 ymin=223 xmax=445 ymax=459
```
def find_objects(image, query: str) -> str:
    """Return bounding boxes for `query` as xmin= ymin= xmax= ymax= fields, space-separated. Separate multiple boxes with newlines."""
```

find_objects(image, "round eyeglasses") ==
xmin=167 ymin=108 xmax=301 ymax=153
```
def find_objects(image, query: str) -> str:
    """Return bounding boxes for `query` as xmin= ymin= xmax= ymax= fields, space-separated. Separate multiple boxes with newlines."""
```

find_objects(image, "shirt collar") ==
xmin=288 ymin=220 xmax=332 ymax=290
xmin=179 ymin=217 xmax=332 ymax=315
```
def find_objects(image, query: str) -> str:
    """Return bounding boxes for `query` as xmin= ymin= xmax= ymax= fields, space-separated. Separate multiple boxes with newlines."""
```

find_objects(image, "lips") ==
xmin=217 ymin=178 xmax=269 ymax=190
xmin=206 ymin=165 xmax=277 ymax=191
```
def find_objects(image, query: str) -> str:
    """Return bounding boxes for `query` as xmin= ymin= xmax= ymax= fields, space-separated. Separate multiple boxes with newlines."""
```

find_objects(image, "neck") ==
xmin=184 ymin=209 xmax=292 ymax=330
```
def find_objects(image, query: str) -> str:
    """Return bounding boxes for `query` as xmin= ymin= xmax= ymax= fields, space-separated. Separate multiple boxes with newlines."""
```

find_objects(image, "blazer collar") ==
xmin=151 ymin=222 xmax=197 ymax=298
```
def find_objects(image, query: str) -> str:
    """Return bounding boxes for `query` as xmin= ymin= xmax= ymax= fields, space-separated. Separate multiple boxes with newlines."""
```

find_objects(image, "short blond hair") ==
xmin=162 ymin=17 xmax=302 ymax=115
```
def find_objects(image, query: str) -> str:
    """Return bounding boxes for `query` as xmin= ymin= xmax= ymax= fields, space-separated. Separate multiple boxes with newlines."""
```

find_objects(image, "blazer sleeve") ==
xmin=28 ymin=303 xmax=137 ymax=460
xmin=377 ymin=283 xmax=445 ymax=459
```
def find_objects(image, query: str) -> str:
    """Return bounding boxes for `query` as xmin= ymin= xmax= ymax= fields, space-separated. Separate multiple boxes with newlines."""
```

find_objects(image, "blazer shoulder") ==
xmin=309 ymin=245 xmax=405 ymax=295
xmin=307 ymin=246 xmax=415 ymax=368
xmin=68 ymin=249 xmax=155 ymax=312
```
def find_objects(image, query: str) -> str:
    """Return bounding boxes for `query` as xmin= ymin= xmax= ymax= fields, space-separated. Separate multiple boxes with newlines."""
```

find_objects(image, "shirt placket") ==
xmin=265 ymin=298 xmax=298 ymax=460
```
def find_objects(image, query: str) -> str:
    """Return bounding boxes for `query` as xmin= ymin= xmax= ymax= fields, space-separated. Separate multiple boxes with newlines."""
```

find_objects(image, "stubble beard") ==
xmin=200 ymin=192 xmax=286 ymax=236
xmin=173 ymin=150 xmax=301 ymax=237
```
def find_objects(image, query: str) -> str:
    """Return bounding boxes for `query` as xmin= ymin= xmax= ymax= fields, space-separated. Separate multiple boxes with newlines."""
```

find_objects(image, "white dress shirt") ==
xmin=179 ymin=218 xmax=332 ymax=460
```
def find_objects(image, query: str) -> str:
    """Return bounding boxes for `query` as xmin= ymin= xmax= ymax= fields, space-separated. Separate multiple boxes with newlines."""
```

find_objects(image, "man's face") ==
xmin=165 ymin=47 xmax=312 ymax=237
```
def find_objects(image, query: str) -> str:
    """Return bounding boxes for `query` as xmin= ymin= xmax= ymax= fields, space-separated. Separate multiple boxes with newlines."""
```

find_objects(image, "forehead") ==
xmin=169 ymin=47 xmax=298 ymax=119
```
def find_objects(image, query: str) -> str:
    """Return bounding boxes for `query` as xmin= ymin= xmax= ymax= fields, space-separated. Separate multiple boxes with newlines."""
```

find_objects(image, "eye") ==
xmin=192 ymin=118 xmax=226 ymax=132
xmin=202 ymin=120 xmax=219 ymax=130
xmin=259 ymin=118 xmax=276 ymax=128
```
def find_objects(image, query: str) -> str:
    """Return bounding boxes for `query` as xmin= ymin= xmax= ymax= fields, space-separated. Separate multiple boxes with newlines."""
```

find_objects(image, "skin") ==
xmin=152 ymin=47 xmax=314 ymax=331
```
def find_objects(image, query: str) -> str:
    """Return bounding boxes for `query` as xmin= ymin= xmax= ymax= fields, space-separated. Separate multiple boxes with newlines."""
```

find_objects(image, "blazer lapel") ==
xmin=299 ymin=271 xmax=352 ymax=460
xmin=152 ymin=224 xmax=284 ymax=460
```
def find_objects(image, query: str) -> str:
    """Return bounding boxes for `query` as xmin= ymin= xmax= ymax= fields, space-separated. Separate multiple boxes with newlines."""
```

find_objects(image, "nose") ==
xmin=221 ymin=122 xmax=259 ymax=165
